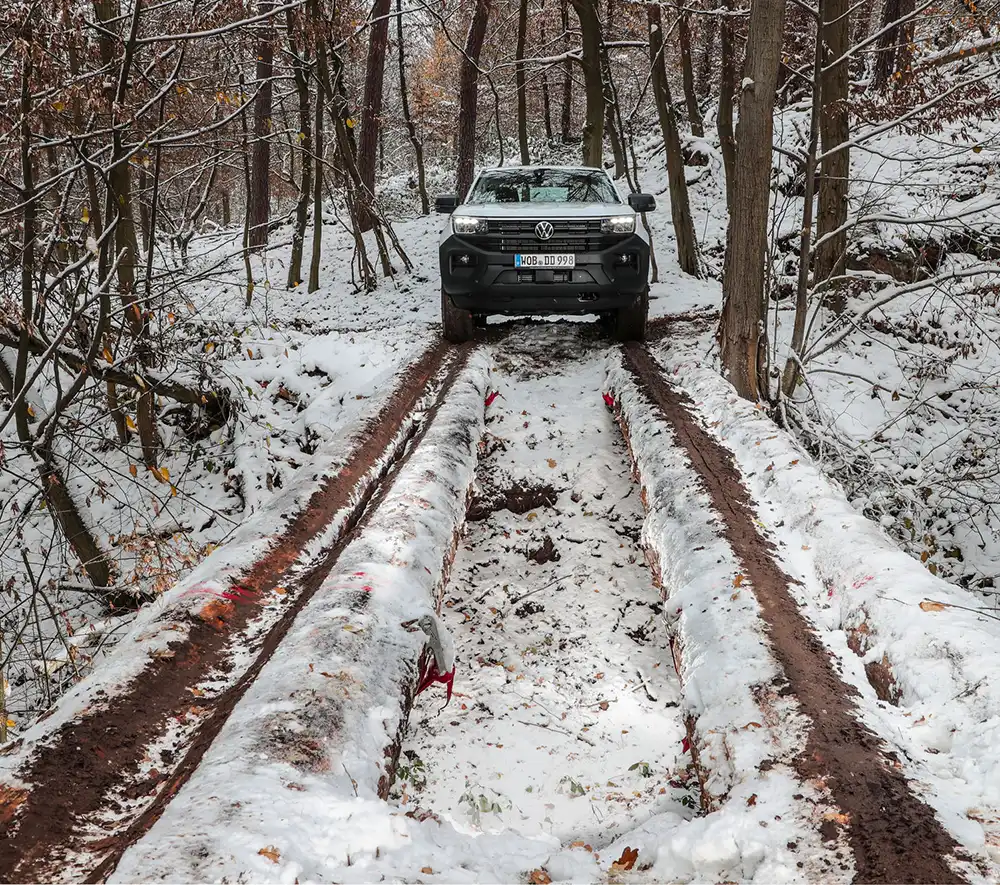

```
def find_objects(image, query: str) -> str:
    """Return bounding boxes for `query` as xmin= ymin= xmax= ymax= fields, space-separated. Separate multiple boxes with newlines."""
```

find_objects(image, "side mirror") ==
xmin=435 ymin=194 xmax=458 ymax=214
xmin=628 ymin=193 xmax=656 ymax=213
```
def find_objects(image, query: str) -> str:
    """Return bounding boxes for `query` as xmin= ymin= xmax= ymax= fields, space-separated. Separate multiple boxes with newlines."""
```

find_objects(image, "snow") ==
xmin=400 ymin=330 xmax=691 ymax=857
xmin=604 ymin=351 xmax=847 ymax=883
xmin=112 ymin=353 xmax=491 ymax=883
xmin=654 ymin=335 xmax=1000 ymax=876
xmin=0 ymin=326 xmax=439 ymax=792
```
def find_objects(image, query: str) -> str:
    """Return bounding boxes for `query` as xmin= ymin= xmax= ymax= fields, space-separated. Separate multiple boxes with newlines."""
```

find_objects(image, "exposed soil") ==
xmin=526 ymin=535 xmax=560 ymax=564
xmin=0 ymin=340 xmax=471 ymax=884
xmin=466 ymin=481 xmax=558 ymax=522
xmin=621 ymin=342 xmax=966 ymax=885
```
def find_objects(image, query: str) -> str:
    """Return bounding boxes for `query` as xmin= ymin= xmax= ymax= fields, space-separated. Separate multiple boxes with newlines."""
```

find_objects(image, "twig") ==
xmin=343 ymin=763 xmax=359 ymax=797
xmin=635 ymin=668 xmax=658 ymax=702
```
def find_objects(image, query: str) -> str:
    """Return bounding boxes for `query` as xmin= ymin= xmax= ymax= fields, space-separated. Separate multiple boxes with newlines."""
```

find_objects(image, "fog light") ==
xmin=451 ymin=253 xmax=476 ymax=270
xmin=614 ymin=252 xmax=637 ymax=268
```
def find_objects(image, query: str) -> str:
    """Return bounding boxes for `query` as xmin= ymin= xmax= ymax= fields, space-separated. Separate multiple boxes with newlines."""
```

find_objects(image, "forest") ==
xmin=1 ymin=0 xmax=999 ymax=740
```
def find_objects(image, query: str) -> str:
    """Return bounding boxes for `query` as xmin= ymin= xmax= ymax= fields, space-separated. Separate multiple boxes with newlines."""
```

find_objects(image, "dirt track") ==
xmin=0 ymin=322 xmax=975 ymax=884
xmin=621 ymin=342 xmax=965 ymax=885
xmin=0 ymin=340 xmax=470 ymax=884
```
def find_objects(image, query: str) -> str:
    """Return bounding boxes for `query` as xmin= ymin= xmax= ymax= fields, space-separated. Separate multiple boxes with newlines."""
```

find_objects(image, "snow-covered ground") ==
xmin=398 ymin=330 xmax=691 ymax=861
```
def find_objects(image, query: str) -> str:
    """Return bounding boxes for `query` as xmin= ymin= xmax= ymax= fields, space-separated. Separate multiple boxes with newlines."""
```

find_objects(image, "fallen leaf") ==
xmin=611 ymin=846 xmax=639 ymax=871
xmin=528 ymin=870 xmax=552 ymax=885
xmin=747 ymin=793 xmax=757 ymax=806
xmin=919 ymin=599 xmax=949 ymax=612
xmin=546 ymin=458 xmax=557 ymax=469
xmin=125 ymin=415 xmax=138 ymax=432
xmin=823 ymin=811 xmax=851 ymax=825
xmin=742 ymin=721 xmax=763 ymax=729
xmin=733 ymin=574 xmax=745 ymax=588
xmin=421 ymin=867 xmax=434 ymax=874
xmin=129 ymin=464 xmax=137 ymax=477
xmin=258 ymin=846 xmax=280 ymax=863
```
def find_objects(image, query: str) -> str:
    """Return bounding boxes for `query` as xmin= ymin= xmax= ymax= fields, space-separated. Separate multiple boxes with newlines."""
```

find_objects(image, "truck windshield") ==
xmin=467 ymin=169 xmax=620 ymax=204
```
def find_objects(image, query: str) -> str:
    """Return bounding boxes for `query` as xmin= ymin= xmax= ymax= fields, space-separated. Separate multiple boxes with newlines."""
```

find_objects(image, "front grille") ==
xmin=488 ymin=219 xmax=603 ymax=235
xmin=465 ymin=219 xmax=624 ymax=254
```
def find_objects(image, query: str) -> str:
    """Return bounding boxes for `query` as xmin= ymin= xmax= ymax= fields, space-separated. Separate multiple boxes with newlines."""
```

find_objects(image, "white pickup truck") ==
xmin=436 ymin=165 xmax=656 ymax=342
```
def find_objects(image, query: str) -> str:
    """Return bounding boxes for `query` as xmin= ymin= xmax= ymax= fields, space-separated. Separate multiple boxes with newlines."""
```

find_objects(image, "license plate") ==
xmin=515 ymin=253 xmax=575 ymax=269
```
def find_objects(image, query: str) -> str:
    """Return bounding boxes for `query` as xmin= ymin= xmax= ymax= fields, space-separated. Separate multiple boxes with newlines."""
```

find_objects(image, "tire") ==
xmin=473 ymin=313 xmax=489 ymax=328
xmin=613 ymin=287 xmax=649 ymax=342
xmin=441 ymin=288 xmax=474 ymax=343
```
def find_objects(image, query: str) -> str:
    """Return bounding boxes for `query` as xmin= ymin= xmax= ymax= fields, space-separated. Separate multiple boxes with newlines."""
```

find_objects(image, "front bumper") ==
xmin=440 ymin=232 xmax=649 ymax=315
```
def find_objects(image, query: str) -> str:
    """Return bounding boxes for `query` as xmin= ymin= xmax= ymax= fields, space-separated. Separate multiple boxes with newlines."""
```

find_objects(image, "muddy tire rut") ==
xmin=0 ymin=340 xmax=471 ymax=884
xmin=621 ymin=342 xmax=966 ymax=885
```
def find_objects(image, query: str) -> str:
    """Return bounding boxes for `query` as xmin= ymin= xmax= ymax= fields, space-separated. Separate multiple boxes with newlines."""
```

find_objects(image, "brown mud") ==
xmin=621 ymin=342 xmax=966 ymax=885
xmin=0 ymin=340 xmax=471 ymax=884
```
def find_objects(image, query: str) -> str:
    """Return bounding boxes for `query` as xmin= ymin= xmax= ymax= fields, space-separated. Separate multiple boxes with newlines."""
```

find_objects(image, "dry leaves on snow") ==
xmin=611 ymin=846 xmax=639 ymax=872
xmin=919 ymin=599 xmax=951 ymax=612
xmin=258 ymin=846 xmax=280 ymax=863
xmin=527 ymin=869 xmax=552 ymax=884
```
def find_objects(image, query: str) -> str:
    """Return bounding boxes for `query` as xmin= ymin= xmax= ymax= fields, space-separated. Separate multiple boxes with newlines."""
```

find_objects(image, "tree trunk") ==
xmin=248 ymin=0 xmax=274 ymax=251
xmin=718 ymin=0 xmax=786 ymax=402
xmin=814 ymin=0 xmax=850 ymax=313
xmin=560 ymin=0 xmax=574 ymax=142
xmin=677 ymin=5 xmax=705 ymax=137
xmin=357 ymin=0 xmax=392 ymax=232
xmin=309 ymin=3 xmax=328 ymax=292
xmin=649 ymin=4 xmax=699 ymax=276
xmin=397 ymin=0 xmax=429 ymax=214
xmin=18 ymin=28 xmax=113 ymax=589
xmin=516 ymin=0 xmax=530 ymax=164
xmin=572 ymin=0 xmax=605 ymax=167
xmin=95 ymin=0 xmax=159 ymax=467
xmin=717 ymin=0 xmax=737 ymax=209
xmin=698 ymin=10 xmax=718 ymax=99
xmin=873 ymin=0 xmax=915 ymax=89
xmin=456 ymin=0 xmax=492 ymax=199
xmin=602 ymin=0 xmax=627 ymax=178
xmin=286 ymin=8 xmax=313 ymax=289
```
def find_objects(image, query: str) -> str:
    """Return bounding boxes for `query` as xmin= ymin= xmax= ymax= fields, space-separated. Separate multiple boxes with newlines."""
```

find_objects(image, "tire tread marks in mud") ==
xmin=0 ymin=340 xmax=473 ymax=885
xmin=621 ymin=342 xmax=966 ymax=885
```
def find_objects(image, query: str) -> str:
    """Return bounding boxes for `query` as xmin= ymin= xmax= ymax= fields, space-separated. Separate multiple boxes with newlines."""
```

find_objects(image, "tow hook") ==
xmin=578 ymin=293 xmax=598 ymax=303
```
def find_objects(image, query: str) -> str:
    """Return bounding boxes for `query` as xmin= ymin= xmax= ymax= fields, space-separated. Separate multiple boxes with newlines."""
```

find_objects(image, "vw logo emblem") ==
xmin=535 ymin=221 xmax=554 ymax=240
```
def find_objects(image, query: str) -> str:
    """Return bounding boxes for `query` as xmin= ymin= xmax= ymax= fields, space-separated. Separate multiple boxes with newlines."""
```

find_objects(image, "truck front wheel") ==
xmin=613 ymin=287 xmax=649 ymax=342
xmin=441 ymin=288 xmax=474 ymax=343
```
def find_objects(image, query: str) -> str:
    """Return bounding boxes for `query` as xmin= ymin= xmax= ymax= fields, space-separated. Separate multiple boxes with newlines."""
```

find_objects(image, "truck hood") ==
xmin=452 ymin=201 xmax=629 ymax=219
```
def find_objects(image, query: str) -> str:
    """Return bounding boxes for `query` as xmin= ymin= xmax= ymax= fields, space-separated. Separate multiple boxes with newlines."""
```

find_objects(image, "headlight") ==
xmin=452 ymin=216 xmax=488 ymax=235
xmin=601 ymin=214 xmax=636 ymax=234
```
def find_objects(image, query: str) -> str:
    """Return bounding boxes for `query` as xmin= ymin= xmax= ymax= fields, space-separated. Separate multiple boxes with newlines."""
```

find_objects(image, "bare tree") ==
xmin=357 ymin=0 xmax=392 ymax=231
xmin=718 ymin=0 xmax=737 ymax=208
xmin=456 ymin=0 xmax=493 ymax=199
xmin=571 ymin=0 xmax=605 ymax=167
xmin=648 ymin=3 xmax=699 ymax=276
xmin=813 ymin=0 xmax=850 ymax=312
xmin=398 ymin=0 xmax=430 ymax=214
xmin=560 ymin=0 xmax=574 ymax=142
xmin=676 ymin=4 xmax=705 ymax=137
xmin=719 ymin=0 xmax=786 ymax=401
xmin=249 ymin=0 xmax=274 ymax=251
xmin=286 ymin=7 xmax=313 ymax=288
xmin=516 ymin=0 xmax=531 ymax=164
